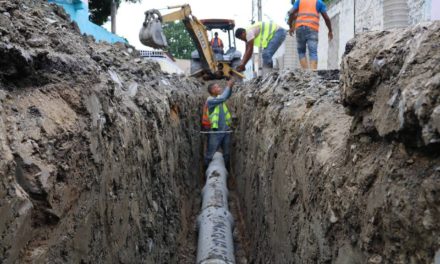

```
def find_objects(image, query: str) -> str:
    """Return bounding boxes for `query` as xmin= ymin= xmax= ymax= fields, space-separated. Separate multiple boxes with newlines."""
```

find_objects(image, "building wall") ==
xmin=318 ymin=0 xmax=355 ymax=69
xmin=152 ymin=58 xmax=184 ymax=74
xmin=48 ymin=0 xmax=126 ymax=44
xmin=175 ymin=59 xmax=191 ymax=75
xmin=408 ymin=0 xmax=429 ymax=24
xmin=282 ymin=34 xmax=300 ymax=69
xmin=327 ymin=14 xmax=340 ymax=69
xmin=355 ymin=0 xmax=384 ymax=32
xmin=273 ymin=41 xmax=286 ymax=69
xmin=271 ymin=34 xmax=302 ymax=71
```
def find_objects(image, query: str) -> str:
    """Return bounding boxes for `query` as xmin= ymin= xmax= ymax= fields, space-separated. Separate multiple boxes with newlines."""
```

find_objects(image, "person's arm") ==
xmin=321 ymin=12 xmax=333 ymax=41
xmin=237 ymin=40 xmax=254 ymax=72
xmin=207 ymin=80 xmax=235 ymax=107
xmin=288 ymin=8 xmax=299 ymax=36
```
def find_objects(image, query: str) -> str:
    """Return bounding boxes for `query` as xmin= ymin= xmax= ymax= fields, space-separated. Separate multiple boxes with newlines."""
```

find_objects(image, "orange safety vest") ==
xmin=210 ymin=37 xmax=223 ymax=47
xmin=202 ymin=102 xmax=211 ymax=129
xmin=296 ymin=0 xmax=320 ymax=31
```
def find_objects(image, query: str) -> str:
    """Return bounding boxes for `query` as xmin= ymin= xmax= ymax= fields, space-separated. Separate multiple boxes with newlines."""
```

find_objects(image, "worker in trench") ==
xmin=202 ymin=79 xmax=235 ymax=172
xmin=287 ymin=0 xmax=333 ymax=70
xmin=234 ymin=21 xmax=287 ymax=73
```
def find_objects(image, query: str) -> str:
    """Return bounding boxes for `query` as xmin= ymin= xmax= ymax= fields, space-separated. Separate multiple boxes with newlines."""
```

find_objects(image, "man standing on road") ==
xmin=204 ymin=79 xmax=235 ymax=171
xmin=287 ymin=0 xmax=333 ymax=70
xmin=235 ymin=21 xmax=286 ymax=73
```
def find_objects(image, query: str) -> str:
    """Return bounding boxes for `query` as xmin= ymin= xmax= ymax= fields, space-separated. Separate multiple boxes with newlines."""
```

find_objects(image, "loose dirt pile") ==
xmin=341 ymin=22 xmax=440 ymax=149
xmin=0 ymin=0 xmax=204 ymax=263
xmin=231 ymin=22 xmax=440 ymax=264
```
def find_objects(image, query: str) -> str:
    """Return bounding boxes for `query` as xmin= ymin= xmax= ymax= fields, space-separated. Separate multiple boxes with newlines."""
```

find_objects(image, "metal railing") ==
xmin=139 ymin=50 xmax=167 ymax=58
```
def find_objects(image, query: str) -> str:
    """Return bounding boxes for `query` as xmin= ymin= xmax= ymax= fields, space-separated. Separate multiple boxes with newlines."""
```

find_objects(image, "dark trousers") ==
xmin=204 ymin=132 xmax=231 ymax=169
xmin=262 ymin=28 xmax=287 ymax=67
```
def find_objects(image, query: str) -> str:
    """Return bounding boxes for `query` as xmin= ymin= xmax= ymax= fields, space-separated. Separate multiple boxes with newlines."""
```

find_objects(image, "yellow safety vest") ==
xmin=209 ymin=103 xmax=232 ymax=129
xmin=248 ymin=21 xmax=277 ymax=49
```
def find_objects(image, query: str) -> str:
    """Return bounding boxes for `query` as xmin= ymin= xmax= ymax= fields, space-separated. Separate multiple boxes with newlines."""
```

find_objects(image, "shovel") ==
xmin=139 ymin=9 xmax=168 ymax=49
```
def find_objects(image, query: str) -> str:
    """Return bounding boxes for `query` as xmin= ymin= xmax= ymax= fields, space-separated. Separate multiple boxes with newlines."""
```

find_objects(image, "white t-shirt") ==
xmin=246 ymin=23 xmax=279 ymax=42
xmin=246 ymin=25 xmax=260 ymax=41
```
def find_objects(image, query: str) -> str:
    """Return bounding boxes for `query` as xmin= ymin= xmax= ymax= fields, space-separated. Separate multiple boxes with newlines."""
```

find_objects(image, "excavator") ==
xmin=139 ymin=4 xmax=244 ymax=80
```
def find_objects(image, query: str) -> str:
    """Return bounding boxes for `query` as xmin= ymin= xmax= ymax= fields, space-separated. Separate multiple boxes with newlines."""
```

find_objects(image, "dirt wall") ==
xmin=2 ymin=1 xmax=440 ymax=263
xmin=0 ymin=1 xmax=204 ymax=263
xmin=231 ymin=23 xmax=440 ymax=264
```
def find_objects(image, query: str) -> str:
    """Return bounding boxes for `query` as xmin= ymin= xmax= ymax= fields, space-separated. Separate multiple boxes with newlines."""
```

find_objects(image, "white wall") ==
xmin=318 ymin=0 xmax=355 ymax=69
xmin=355 ymin=0 xmax=384 ymax=32
xmin=408 ymin=0 xmax=430 ymax=24
xmin=431 ymin=0 xmax=440 ymax=20
xmin=282 ymin=34 xmax=300 ymax=69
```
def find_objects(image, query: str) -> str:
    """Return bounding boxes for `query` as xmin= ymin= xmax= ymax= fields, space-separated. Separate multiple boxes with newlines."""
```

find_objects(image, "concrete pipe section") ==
xmin=196 ymin=152 xmax=235 ymax=264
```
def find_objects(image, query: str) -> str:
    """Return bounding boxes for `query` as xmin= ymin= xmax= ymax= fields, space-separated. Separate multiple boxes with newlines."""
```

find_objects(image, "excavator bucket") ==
xmin=139 ymin=9 xmax=168 ymax=49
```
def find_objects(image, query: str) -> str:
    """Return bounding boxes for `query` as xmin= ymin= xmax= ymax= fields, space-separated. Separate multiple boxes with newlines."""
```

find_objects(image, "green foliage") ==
xmin=89 ymin=0 xmax=141 ymax=25
xmin=162 ymin=21 xmax=195 ymax=60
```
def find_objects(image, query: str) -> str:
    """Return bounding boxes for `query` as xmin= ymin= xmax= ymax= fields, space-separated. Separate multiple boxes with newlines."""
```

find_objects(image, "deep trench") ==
xmin=175 ymin=125 xmax=251 ymax=263
xmin=1 ymin=1 xmax=440 ymax=262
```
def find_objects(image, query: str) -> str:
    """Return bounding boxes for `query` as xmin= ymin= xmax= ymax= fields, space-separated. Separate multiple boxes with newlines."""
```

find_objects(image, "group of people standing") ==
xmin=204 ymin=0 xmax=333 ymax=170
xmin=236 ymin=0 xmax=333 ymax=72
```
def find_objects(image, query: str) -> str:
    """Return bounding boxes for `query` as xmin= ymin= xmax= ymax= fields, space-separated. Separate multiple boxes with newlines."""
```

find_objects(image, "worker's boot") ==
xmin=310 ymin=60 xmax=318 ymax=70
xmin=299 ymin=58 xmax=309 ymax=69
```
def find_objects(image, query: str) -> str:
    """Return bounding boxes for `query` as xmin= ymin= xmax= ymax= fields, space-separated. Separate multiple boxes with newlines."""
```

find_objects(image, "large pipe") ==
xmin=196 ymin=152 xmax=235 ymax=264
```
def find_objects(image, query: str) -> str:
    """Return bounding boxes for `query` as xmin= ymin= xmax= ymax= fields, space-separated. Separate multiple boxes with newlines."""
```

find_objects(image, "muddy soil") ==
xmin=230 ymin=23 xmax=440 ymax=264
xmin=0 ymin=0 xmax=206 ymax=263
xmin=1 ymin=0 xmax=439 ymax=263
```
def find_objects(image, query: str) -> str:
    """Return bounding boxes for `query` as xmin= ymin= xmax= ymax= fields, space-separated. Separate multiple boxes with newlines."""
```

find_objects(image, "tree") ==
xmin=162 ymin=21 xmax=195 ymax=60
xmin=89 ymin=0 xmax=141 ymax=26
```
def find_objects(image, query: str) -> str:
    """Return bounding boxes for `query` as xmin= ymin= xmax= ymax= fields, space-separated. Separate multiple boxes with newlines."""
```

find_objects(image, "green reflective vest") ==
xmin=209 ymin=103 xmax=232 ymax=129
xmin=248 ymin=21 xmax=277 ymax=49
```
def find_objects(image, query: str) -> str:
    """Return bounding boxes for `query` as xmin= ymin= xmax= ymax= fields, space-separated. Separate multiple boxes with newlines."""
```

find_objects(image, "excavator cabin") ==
xmin=192 ymin=19 xmax=242 ymax=76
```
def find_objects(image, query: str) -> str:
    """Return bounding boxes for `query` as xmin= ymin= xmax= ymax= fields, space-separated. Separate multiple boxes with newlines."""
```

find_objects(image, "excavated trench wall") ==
xmin=1 ymin=1 xmax=440 ymax=263
xmin=231 ymin=22 xmax=440 ymax=263
xmin=0 ymin=1 xmax=205 ymax=263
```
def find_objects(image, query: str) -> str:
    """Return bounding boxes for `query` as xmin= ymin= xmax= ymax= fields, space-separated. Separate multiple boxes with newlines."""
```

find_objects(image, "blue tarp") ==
xmin=48 ymin=0 xmax=127 ymax=44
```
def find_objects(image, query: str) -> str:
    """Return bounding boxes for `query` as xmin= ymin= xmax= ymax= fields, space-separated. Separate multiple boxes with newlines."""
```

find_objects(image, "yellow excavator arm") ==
xmin=139 ymin=5 xmax=244 ymax=80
